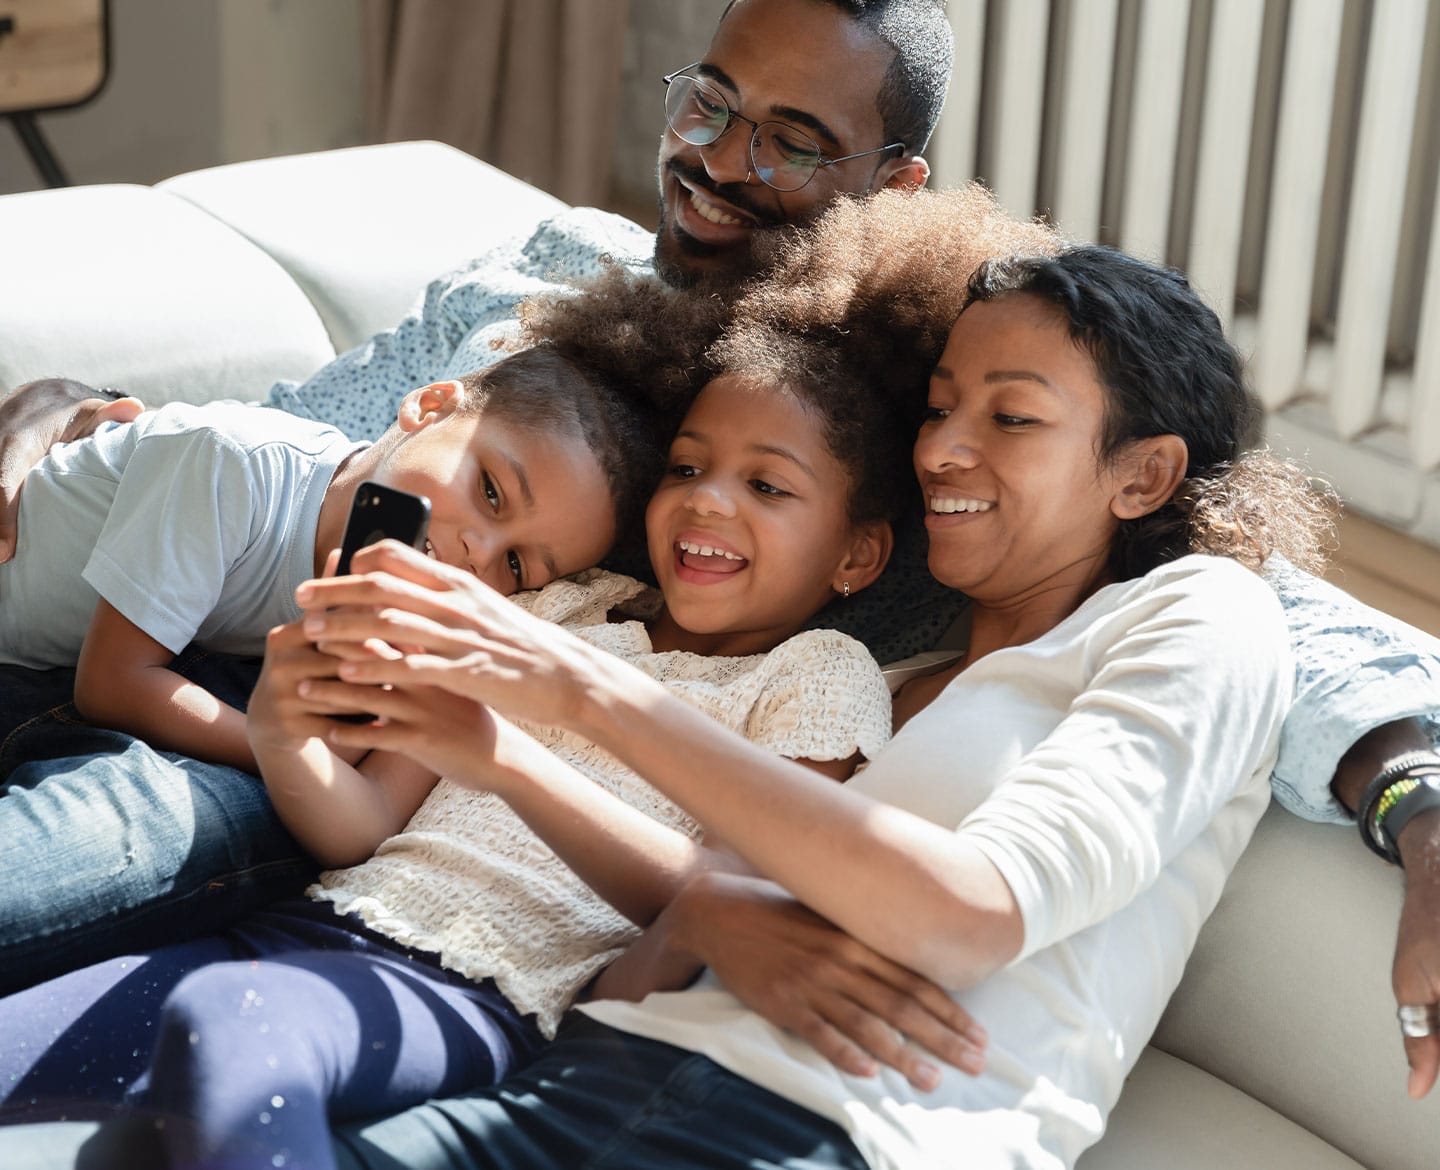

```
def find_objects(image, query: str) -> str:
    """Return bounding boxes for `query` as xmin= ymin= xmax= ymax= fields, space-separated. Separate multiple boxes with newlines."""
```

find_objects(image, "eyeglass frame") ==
xmin=661 ymin=63 xmax=907 ymax=192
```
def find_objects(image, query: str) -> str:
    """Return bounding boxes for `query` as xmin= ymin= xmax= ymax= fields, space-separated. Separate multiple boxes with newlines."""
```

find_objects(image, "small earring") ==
xmin=745 ymin=169 xmax=754 ymax=184
xmin=842 ymin=581 xmax=851 ymax=598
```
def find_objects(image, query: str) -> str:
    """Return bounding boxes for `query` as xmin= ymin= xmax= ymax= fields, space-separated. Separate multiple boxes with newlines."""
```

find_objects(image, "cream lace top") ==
xmin=309 ymin=570 xmax=893 ymax=1036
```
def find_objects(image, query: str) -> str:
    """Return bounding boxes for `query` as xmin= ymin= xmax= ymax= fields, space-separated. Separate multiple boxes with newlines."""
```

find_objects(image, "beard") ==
xmin=652 ymin=157 xmax=788 ymax=291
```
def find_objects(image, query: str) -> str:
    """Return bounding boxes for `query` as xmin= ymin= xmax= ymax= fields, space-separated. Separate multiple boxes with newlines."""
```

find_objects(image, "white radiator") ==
xmin=931 ymin=0 xmax=1440 ymax=548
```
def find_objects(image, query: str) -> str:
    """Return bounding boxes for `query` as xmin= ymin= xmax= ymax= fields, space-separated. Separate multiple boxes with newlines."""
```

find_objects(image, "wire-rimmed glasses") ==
xmin=662 ymin=64 xmax=905 ymax=193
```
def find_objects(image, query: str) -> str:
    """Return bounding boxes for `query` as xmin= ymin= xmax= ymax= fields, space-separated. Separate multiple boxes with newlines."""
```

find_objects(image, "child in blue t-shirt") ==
xmin=0 ymin=345 xmax=680 ymax=774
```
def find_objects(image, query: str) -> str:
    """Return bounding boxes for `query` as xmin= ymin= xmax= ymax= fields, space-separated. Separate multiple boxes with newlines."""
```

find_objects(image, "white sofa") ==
xmin=2 ymin=141 xmax=1434 ymax=1169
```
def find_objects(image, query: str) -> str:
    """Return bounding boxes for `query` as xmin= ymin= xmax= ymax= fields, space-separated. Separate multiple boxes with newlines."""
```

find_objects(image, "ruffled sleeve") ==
xmin=742 ymin=628 xmax=892 ymax=763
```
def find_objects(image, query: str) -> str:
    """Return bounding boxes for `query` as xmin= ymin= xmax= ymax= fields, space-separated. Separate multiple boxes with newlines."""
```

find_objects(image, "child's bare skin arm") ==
xmin=75 ymin=599 xmax=256 ymax=772
xmin=247 ymin=618 xmax=438 ymax=868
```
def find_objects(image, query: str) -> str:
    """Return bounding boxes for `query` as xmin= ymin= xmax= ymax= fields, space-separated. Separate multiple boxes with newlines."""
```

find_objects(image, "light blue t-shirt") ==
xmin=0 ymin=401 xmax=363 ymax=669
xmin=260 ymin=206 xmax=1440 ymax=823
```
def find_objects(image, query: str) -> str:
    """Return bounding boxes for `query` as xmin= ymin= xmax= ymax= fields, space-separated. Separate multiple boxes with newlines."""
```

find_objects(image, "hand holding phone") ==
xmin=329 ymin=482 xmax=430 ymax=723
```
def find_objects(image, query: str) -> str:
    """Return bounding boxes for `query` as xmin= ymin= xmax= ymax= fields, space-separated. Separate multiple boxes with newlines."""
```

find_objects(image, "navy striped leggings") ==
xmin=0 ymin=898 xmax=543 ymax=1170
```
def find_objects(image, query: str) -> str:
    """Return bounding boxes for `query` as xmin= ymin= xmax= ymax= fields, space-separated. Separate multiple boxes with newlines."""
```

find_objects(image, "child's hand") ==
xmin=247 ymin=618 xmax=354 ymax=754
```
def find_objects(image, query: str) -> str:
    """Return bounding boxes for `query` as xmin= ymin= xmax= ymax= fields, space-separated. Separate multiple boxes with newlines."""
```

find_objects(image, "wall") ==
xmin=611 ymin=0 xmax=720 ymax=224
xmin=0 ymin=0 xmax=365 ymax=195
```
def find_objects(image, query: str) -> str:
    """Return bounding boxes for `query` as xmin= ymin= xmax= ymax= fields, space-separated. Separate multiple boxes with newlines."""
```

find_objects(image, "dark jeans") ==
xmin=0 ymin=649 xmax=316 ymax=994
xmin=330 ymin=1017 xmax=869 ymax=1170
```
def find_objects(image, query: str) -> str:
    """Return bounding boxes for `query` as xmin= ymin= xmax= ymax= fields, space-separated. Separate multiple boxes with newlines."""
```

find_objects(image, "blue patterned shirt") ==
xmin=1265 ymin=555 xmax=1440 ymax=822
xmin=265 ymin=208 xmax=655 ymax=443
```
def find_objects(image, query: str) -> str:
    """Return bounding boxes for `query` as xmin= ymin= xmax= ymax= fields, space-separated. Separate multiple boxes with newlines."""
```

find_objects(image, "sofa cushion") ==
xmin=1150 ymin=804 xmax=1437 ymax=1170
xmin=1078 ymin=1048 xmax=1365 ymax=1170
xmin=0 ymin=184 xmax=335 ymax=405
xmin=158 ymin=141 xmax=568 ymax=355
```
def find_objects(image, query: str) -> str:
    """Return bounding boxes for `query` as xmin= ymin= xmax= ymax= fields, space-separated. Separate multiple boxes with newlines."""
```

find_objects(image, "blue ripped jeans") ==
xmin=0 ymin=649 xmax=315 ymax=995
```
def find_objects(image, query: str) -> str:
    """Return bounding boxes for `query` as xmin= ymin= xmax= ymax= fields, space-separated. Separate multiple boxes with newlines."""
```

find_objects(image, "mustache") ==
xmin=666 ymin=158 xmax=782 ymax=227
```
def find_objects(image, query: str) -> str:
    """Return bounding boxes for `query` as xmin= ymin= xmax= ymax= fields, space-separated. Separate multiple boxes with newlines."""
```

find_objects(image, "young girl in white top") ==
xmin=0 ymin=307 xmax=959 ymax=1170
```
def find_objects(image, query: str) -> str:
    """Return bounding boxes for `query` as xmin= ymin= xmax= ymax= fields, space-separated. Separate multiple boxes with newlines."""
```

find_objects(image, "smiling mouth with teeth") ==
xmin=689 ymin=187 xmax=748 ymax=227
xmin=929 ymin=497 xmax=994 ymax=514
xmin=676 ymin=538 xmax=748 ymax=574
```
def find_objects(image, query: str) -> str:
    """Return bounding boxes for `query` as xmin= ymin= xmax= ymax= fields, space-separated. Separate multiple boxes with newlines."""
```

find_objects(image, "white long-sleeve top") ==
xmin=584 ymin=554 xmax=1293 ymax=1170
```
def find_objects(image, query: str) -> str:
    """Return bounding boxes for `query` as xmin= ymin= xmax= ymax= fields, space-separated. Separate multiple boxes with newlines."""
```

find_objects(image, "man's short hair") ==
xmin=722 ymin=0 xmax=954 ymax=154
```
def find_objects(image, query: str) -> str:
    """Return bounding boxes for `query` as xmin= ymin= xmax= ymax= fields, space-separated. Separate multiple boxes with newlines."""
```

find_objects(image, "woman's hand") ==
xmin=295 ymin=541 xmax=604 ymax=731
xmin=598 ymin=872 xmax=988 ymax=1091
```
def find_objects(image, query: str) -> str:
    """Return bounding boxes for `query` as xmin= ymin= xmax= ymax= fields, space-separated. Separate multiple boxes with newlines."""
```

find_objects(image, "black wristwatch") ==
xmin=1380 ymin=772 xmax=1440 ymax=859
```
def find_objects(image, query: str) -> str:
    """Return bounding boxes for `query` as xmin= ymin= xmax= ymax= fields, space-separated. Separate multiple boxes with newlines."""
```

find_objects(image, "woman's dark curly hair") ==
xmin=462 ymin=265 xmax=729 ymax=545
xmin=967 ymin=245 xmax=1337 ymax=578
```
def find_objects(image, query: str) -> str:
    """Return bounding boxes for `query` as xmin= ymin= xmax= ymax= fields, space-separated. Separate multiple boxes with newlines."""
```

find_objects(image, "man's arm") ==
xmin=1333 ymin=719 xmax=1440 ymax=1099
xmin=0 ymin=379 xmax=142 ymax=562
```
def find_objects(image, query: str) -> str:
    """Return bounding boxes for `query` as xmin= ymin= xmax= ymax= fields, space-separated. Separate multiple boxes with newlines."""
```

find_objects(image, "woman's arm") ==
xmin=306 ymin=548 xmax=1292 ymax=993
xmin=301 ymin=545 xmax=1021 ymax=987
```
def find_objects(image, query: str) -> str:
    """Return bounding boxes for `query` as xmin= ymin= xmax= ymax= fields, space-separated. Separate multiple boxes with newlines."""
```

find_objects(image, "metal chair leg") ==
xmin=10 ymin=112 xmax=72 ymax=187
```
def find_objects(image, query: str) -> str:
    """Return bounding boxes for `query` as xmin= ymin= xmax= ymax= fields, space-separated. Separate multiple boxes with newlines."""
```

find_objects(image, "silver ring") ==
xmin=1397 ymin=1003 xmax=1438 ymax=1038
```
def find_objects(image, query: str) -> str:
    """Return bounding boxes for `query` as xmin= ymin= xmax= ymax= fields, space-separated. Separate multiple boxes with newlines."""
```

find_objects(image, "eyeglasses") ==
xmin=661 ymin=65 xmax=905 ymax=193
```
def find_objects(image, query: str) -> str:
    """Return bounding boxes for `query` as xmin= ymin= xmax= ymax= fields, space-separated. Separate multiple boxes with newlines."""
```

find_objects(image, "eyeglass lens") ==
xmin=663 ymin=73 xmax=821 ymax=192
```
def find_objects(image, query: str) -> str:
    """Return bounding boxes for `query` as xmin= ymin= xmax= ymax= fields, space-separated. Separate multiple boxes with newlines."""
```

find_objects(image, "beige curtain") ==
xmin=363 ymin=0 xmax=630 ymax=207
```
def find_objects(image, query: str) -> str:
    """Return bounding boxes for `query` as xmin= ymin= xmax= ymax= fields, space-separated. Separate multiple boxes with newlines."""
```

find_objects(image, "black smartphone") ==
xmin=334 ymin=481 xmax=431 ymax=575
xmin=329 ymin=482 xmax=430 ymax=723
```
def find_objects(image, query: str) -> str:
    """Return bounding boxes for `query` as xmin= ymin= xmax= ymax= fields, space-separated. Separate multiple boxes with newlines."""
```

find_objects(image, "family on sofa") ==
xmin=1 ymin=2 xmax=1438 ymax=1168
